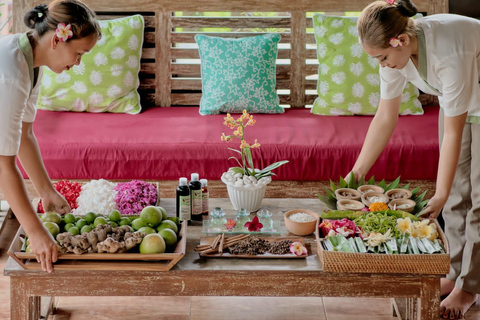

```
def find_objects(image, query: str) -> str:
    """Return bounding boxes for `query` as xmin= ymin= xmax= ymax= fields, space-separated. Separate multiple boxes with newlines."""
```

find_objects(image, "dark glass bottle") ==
xmin=189 ymin=173 xmax=202 ymax=221
xmin=176 ymin=177 xmax=190 ymax=223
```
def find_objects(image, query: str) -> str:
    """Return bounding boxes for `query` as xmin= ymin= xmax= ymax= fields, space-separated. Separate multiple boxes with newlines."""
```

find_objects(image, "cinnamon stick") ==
xmin=210 ymin=234 xmax=222 ymax=250
xmin=218 ymin=233 xmax=225 ymax=254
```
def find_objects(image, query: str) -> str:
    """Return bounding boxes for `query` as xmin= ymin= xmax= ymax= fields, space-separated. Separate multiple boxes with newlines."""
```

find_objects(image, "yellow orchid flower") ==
xmin=240 ymin=139 xmax=249 ymax=149
xmin=221 ymin=133 xmax=231 ymax=142
xmin=251 ymin=139 xmax=260 ymax=148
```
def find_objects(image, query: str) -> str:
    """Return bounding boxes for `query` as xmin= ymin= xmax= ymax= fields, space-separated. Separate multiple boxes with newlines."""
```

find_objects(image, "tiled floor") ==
xmin=0 ymin=216 xmax=479 ymax=320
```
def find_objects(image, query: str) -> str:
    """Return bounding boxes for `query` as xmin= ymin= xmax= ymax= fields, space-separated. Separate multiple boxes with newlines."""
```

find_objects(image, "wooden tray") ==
xmin=316 ymin=219 xmax=450 ymax=275
xmin=8 ymin=221 xmax=187 ymax=271
xmin=199 ymin=236 xmax=308 ymax=258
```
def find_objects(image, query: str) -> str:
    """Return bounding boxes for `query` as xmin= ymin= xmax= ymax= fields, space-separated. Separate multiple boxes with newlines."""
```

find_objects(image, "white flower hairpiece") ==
xmin=55 ymin=23 xmax=73 ymax=42
xmin=389 ymin=37 xmax=402 ymax=48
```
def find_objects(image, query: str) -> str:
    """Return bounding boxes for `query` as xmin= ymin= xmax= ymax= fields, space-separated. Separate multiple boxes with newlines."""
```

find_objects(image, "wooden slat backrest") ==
xmin=13 ymin=0 xmax=448 ymax=108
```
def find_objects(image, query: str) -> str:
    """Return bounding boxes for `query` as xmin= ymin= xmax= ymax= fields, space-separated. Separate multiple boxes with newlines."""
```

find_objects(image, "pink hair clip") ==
xmin=386 ymin=0 xmax=395 ymax=4
xmin=389 ymin=37 xmax=402 ymax=47
xmin=55 ymin=23 xmax=73 ymax=42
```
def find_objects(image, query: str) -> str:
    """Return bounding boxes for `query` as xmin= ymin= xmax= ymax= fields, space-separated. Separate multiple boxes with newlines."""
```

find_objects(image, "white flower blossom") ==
xmin=348 ymin=102 xmax=363 ymax=114
xmin=333 ymin=54 xmax=345 ymax=66
xmin=318 ymin=81 xmax=329 ymax=96
xmin=350 ymin=43 xmax=364 ymax=58
xmin=111 ymin=26 xmax=124 ymax=37
xmin=332 ymin=93 xmax=345 ymax=105
xmin=41 ymin=96 xmax=52 ymax=106
xmin=348 ymin=25 xmax=358 ymax=37
xmin=366 ymin=74 xmax=380 ymax=86
xmin=56 ymin=88 xmax=68 ymax=100
xmin=330 ymin=108 xmax=346 ymax=115
xmin=111 ymin=64 xmax=123 ymax=77
xmin=111 ymin=47 xmax=126 ymax=60
xmin=329 ymin=32 xmax=344 ymax=45
xmin=350 ymin=62 xmax=364 ymax=76
xmin=42 ymin=74 xmax=52 ymax=89
xmin=317 ymin=43 xmax=328 ymax=58
xmin=125 ymin=91 xmax=136 ymax=100
xmin=352 ymin=83 xmax=365 ymax=98
xmin=369 ymin=92 xmax=380 ymax=108
xmin=72 ymin=81 xmax=87 ymax=94
xmin=96 ymin=36 xmax=107 ymax=47
xmin=367 ymin=56 xmax=379 ymax=68
xmin=400 ymin=108 xmax=413 ymax=115
xmin=125 ymin=104 xmax=136 ymax=113
xmin=126 ymin=56 xmax=138 ymax=69
xmin=128 ymin=19 xmax=141 ymax=29
xmin=89 ymin=92 xmax=104 ymax=106
xmin=401 ymin=91 xmax=411 ymax=103
xmin=107 ymin=85 xmax=122 ymax=98
xmin=128 ymin=34 xmax=139 ymax=50
xmin=94 ymin=53 xmax=108 ymax=66
xmin=72 ymin=98 xmax=85 ymax=112
xmin=124 ymin=71 xmax=134 ymax=87
xmin=314 ymin=26 xmax=328 ymax=37
xmin=90 ymin=70 xmax=103 ymax=85
xmin=331 ymin=19 xmax=344 ymax=28
xmin=56 ymin=72 xmax=70 ymax=84
xmin=72 ymin=62 xmax=85 ymax=75
xmin=331 ymin=72 xmax=346 ymax=84
xmin=319 ymin=63 xmax=330 ymax=75
xmin=314 ymin=98 xmax=328 ymax=108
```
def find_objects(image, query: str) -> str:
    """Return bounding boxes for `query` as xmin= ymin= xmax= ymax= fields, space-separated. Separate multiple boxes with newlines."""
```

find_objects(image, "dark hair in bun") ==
xmin=23 ymin=0 xmax=101 ymax=41
xmin=397 ymin=0 xmax=418 ymax=17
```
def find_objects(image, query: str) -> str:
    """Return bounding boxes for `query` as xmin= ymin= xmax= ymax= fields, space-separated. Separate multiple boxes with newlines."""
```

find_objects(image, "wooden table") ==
xmin=4 ymin=198 xmax=441 ymax=320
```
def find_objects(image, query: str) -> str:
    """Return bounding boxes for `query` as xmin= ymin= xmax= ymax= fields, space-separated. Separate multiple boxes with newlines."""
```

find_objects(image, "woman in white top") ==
xmin=352 ymin=0 xmax=480 ymax=318
xmin=0 ymin=0 xmax=100 ymax=272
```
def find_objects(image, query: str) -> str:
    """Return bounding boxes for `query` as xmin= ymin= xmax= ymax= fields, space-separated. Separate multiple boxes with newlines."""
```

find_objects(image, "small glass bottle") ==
xmin=209 ymin=207 xmax=227 ymax=232
xmin=235 ymin=208 xmax=251 ymax=232
xmin=200 ymin=178 xmax=209 ymax=218
xmin=257 ymin=208 xmax=274 ymax=231
xmin=189 ymin=173 xmax=202 ymax=221
xmin=176 ymin=177 xmax=190 ymax=223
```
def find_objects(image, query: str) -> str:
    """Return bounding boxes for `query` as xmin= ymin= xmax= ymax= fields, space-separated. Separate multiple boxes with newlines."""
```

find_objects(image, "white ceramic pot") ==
xmin=221 ymin=170 xmax=272 ymax=213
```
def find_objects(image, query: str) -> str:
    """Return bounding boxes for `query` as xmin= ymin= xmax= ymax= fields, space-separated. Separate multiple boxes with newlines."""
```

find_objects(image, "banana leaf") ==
xmin=339 ymin=176 xmax=347 ymax=188
xmin=385 ymin=176 xmax=401 ymax=191
xmin=318 ymin=195 xmax=337 ymax=210
xmin=329 ymin=180 xmax=337 ymax=192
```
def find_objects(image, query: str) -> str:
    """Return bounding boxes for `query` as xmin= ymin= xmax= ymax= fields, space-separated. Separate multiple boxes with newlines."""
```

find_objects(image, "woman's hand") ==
xmin=418 ymin=194 xmax=447 ymax=220
xmin=28 ymin=227 xmax=58 ymax=273
xmin=41 ymin=190 xmax=70 ymax=214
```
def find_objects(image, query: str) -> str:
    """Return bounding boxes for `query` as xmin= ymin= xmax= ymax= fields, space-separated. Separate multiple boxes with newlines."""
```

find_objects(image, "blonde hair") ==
xmin=24 ymin=0 xmax=101 ymax=42
xmin=358 ymin=0 xmax=418 ymax=49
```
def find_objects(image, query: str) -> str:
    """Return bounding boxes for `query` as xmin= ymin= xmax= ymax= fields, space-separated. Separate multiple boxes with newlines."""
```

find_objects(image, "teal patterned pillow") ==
xmin=311 ymin=14 xmax=423 ymax=116
xmin=195 ymin=33 xmax=284 ymax=115
xmin=37 ymin=15 xmax=144 ymax=114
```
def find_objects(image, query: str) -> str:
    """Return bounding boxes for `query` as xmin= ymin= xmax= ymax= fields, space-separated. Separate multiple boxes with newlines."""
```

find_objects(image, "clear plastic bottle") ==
xmin=200 ymin=179 xmax=209 ymax=218
xmin=189 ymin=173 xmax=203 ymax=221
xmin=176 ymin=177 xmax=190 ymax=222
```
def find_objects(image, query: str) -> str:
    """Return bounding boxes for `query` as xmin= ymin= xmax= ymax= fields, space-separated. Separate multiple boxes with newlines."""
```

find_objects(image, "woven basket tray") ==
xmin=315 ymin=219 xmax=450 ymax=275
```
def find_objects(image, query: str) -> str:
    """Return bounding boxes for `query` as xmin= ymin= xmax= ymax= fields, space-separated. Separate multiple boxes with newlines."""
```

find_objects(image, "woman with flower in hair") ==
xmin=0 ymin=0 xmax=101 ymax=273
xmin=349 ymin=0 xmax=480 ymax=318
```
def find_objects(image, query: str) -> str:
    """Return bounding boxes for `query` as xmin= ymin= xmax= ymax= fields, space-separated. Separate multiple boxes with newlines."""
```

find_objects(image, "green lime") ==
xmin=166 ymin=217 xmax=180 ymax=227
xmin=68 ymin=226 xmax=80 ymax=236
xmin=80 ymin=225 xmax=93 ymax=234
xmin=156 ymin=206 xmax=168 ymax=220
xmin=119 ymin=217 xmax=131 ymax=226
xmin=131 ymin=218 xmax=146 ymax=231
xmin=158 ymin=229 xmax=177 ymax=247
xmin=63 ymin=213 xmax=76 ymax=224
xmin=75 ymin=216 xmax=81 ymax=222
xmin=138 ymin=226 xmax=156 ymax=235
xmin=75 ymin=218 xmax=88 ymax=230
xmin=156 ymin=220 xmax=178 ymax=234
xmin=108 ymin=221 xmax=118 ymax=228
xmin=94 ymin=217 xmax=108 ymax=228
xmin=140 ymin=206 xmax=162 ymax=228
xmin=84 ymin=212 xmax=97 ymax=223
xmin=42 ymin=212 xmax=63 ymax=224
xmin=128 ymin=216 xmax=137 ymax=222
xmin=64 ymin=223 xmax=75 ymax=232
xmin=108 ymin=210 xmax=122 ymax=222
xmin=43 ymin=221 xmax=60 ymax=238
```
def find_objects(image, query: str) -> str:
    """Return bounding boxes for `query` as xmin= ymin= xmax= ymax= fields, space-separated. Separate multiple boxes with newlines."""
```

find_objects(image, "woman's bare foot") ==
xmin=440 ymin=287 xmax=478 ymax=319
xmin=441 ymin=278 xmax=456 ymax=297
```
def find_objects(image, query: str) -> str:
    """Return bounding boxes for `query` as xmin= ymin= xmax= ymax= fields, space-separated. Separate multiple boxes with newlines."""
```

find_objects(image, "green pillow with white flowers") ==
xmin=311 ymin=14 xmax=423 ymax=116
xmin=38 ymin=15 xmax=144 ymax=114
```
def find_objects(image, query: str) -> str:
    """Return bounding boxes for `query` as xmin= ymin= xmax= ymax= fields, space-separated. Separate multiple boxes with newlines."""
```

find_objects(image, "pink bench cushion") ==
xmin=23 ymin=106 xmax=439 ymax=181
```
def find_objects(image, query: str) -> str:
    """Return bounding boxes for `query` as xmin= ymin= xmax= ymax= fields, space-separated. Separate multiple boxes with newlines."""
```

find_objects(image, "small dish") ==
xmin=385 ymin=188 xmax=413 ymax=200
xmin=334 ymin=188 xmax=361 ymax=201
xmin=284 ymin=209 xmax=319 ymax=236
xmin=361 ymin=192 xmax=389 ymax=207
xmin=337 ymin=199 xmax=365 ymax=211
xmin=389 ymin=199 xmax=416 ymax=212
xmin=357 ymin=185 xmax=385 ymax=194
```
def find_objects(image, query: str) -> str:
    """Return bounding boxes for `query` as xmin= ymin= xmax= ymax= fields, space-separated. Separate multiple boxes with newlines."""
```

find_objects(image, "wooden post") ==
xmin=429 ymin=0 xmax=449 ymax=14
xmin=12 ymin=0 xmax=34 ymax=34
xmin=155 ymin=11 xmax=172 ymax=107
xmin=418 ymin=277 xmax=441 ymax=320
xmin=10 ymin=277 xmax=30 ymax=320
xmin=289 ymin=11 xmax=306 ymax=108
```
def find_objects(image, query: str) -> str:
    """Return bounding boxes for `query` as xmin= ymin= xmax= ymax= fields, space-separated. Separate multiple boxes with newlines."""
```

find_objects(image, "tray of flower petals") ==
xmin=315 ymin=209 xmax=450 ymax=274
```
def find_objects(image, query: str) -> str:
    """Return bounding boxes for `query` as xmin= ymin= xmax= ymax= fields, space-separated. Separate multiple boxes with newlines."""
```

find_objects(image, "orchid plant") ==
xmin=221 ymin=110 xmax=289 ymax=180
